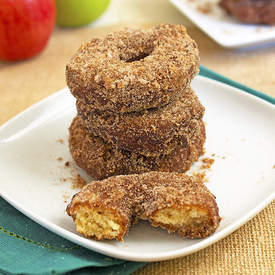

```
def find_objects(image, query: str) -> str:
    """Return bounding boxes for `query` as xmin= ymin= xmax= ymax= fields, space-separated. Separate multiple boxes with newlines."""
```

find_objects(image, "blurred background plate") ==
xmin=169 ymin=0 xmax=275 ymax=48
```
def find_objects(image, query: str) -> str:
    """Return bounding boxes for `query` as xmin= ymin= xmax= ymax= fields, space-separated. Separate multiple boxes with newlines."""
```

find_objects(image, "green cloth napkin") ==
xmin=0 ymin=198 xmax=145 ymax=275
xmin=1 ymin=66 xmax=274 ymax=275
xmin=199 ymin=66 xmax=275 ymax=105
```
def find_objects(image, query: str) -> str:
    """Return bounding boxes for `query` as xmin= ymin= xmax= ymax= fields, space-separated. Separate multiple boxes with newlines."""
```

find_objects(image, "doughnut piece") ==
xmin=220 ymin=0 xmax=275 ymax=25
xmin=77 ymin=86 xmax=205 ymax=157
xmin=67 ymin=175 xmax=133 ymax=241
xmin=66 ymin=24 xmax=200 ymax=113
xmin=69 ymin=116 xmax=205 ymax=180
xmin=67 ymin=172 xmax=221 ymax=241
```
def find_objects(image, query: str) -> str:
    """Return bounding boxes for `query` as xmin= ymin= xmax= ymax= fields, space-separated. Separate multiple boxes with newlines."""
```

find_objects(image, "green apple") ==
xmin=56 ymin=0 xmax=110 ymax=27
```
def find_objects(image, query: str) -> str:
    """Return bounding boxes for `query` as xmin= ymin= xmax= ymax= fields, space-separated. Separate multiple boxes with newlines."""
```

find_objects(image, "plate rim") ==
xmin=0 ymin=76 xmax=275 ymax=262
xmin=1 ymin=191 xmax=274 ymax=262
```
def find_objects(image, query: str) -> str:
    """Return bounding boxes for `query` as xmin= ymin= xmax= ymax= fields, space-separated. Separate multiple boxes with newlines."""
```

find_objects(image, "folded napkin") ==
xmin=0 ymin=197 xmax=145 ymax=275
xmin=0 ymin=66 xmax=274 ymax=275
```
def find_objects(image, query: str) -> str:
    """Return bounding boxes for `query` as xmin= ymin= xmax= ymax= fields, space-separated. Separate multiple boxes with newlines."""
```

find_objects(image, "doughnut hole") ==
xmin=74 ymin=206 xmax=125 ymax=240
xmin=119 ymin=46 xmax=154 ymax=63
xmin=123 ymin=51 xmax=151 ymax=62
xmin=151 ymin=205 xmax=212 ymax=238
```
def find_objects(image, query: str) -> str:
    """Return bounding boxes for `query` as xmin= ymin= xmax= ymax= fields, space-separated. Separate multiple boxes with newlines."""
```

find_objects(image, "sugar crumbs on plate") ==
xmin=193 ymin=171 xmax=208 ymax=184
xmin=56 ymin=139 xmax=64 ymax=144
xmin=201 ymin=157 xmax=215 ymax=169
xmin=72 ymin=174 xmax=86 ymax=190
xmin=63 ymin=194 xmax=69 ymax=203
xmin=190 ymin=155 xmax=215 ymax=184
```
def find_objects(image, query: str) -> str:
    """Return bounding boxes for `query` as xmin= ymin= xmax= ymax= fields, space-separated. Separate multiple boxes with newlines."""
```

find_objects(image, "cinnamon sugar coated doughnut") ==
xmin=66 ymin=24 xmax=200 ymax=113
xmin=67 ymin=172 xmax=221 ymax=241
xmin=77 ymin=86 xmax=205 ymax=156
xmin=69 ymin=116 xmax=205 ymax=180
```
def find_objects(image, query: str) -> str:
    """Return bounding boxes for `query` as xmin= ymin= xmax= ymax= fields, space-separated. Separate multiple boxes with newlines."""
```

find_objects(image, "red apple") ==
xmin=0 ymin=0 xmax=55 ymax=61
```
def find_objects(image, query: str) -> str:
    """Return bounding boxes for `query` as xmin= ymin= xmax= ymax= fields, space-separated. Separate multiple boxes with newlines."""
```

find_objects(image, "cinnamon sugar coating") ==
xmin=67 ymin=172 xmax=221 ymax=241
xmin=77 ymin=86 xmax=205 ymax=156
xmin=66 ymin=24 xmax=200 ymax=113
xmin=69 ymin=116 xmax=205 ymax=180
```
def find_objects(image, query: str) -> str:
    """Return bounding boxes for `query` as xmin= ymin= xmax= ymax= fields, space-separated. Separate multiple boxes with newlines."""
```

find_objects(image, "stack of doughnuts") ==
xmin=66 ymin=24 xmax=204 ymax=180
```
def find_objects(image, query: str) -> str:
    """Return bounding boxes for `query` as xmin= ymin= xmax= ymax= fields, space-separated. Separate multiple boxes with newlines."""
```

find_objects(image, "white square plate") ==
xmin=0 ymin=76 xmax=274 ymax=262
xmin=169 ymin=0 xmax=275 ymax=48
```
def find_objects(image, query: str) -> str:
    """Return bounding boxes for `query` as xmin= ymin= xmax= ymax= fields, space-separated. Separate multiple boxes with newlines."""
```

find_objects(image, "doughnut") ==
xmin=69 ymin=116 xmax=205 ymax=180
xmin=66 ymin=172 xmax=221 ymax=241
xmin=77 ymin=86 xmax=205 ymax=157
xmin=66 ymin=24 xmax=200 ymax=113
xmin=219 ymin=0 xmax=275 ymax=25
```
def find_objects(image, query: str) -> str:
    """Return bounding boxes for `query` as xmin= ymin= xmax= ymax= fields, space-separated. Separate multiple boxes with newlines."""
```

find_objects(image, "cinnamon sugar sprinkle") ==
xmin=201 ymin=157 xmax=215 ymax=169
xmin=63 ymin=194 xmax=69 ymax=203
xmin=190 ymin=155 xmax=215 ymax=184
xmin=56 ymin=139 xmax=64 ymax=144
xmin=71 ymin=174 xmax=86 ymax=190
xmin=192 ymin=171 xmax=208 ymax=184
xmin=58 ymin=156 xmax=86 ymax=190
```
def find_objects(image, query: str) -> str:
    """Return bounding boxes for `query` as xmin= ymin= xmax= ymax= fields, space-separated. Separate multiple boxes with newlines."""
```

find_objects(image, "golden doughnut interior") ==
xmin=67 ymin=172 xmax=221 ymax=241
xmin=74 ymin=206 xmax=123 ymax=240
xmin=151 ymin=205 xmax=210 ymax=232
